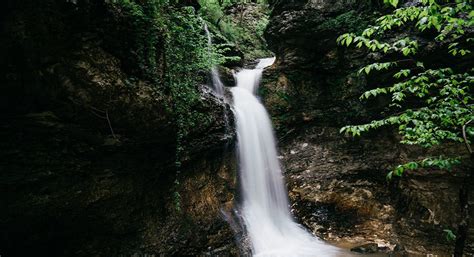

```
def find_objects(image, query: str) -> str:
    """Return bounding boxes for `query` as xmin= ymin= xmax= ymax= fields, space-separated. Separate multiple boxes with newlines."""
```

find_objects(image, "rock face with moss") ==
xmin=0 ymin=1 xmax=237 ymax=256
xmin=264 ymin=0 xmax=474 ymax=255
xmin=263 ymin=0 xmax=378 ymax=129
xmin=2 ymin=0 xmax=473 ymax=256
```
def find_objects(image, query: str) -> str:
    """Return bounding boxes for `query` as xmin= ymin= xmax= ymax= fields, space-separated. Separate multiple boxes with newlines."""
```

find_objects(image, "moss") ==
xmin=200 ymin=2 xmax=273 ymax=62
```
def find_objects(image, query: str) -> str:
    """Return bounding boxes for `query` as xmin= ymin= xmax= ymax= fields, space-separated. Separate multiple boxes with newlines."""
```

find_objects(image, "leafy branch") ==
xmin=338 ymin=0 xmax=473 ymax=180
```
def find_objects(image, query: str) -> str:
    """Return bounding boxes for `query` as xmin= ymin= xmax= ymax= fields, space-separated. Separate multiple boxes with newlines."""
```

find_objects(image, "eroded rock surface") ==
xmin=0 ymin=1 xmax=237 ymax=256
xmin=264 ymin=0 xmax=474 ymax=255
xmin=279 ymin=127 xmax=471 ymax=255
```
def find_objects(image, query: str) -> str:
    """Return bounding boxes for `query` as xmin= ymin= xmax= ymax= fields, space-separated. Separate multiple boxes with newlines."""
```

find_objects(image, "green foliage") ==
xmin=164 ymin=6 xmax=220 ymax=133
xmin=115 ymin=0 xmax=165 ymax=79
xmin=384 ymin=0 xmax=399 ymax=8
xmin=386 ymin=157 xmax=461 ymax=179
xmin=165 ymin=7 xmax=206 ymax=212
xmin=198 ymin=0 xmax=272 ymax=60
xmin=200 ymin=0 xmax=268 ymax=9
xmin=114 ymin=0 xmax=226 ymax=211
xmin=338 ymin=0 xmax=473 ymax=177
xmin=165 ymin=6 xmax=228 ymax=212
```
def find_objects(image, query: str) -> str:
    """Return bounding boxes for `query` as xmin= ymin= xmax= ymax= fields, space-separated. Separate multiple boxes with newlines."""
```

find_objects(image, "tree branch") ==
xmin=105 ymin=109 xmax=117 ymax=139
xmin=462 ymin=119 xmax=473 ymax=155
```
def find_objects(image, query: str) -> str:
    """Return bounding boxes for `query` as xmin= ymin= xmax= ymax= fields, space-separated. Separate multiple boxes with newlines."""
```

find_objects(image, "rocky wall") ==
xmin=263 ymin=0 xmax=474 ymax=255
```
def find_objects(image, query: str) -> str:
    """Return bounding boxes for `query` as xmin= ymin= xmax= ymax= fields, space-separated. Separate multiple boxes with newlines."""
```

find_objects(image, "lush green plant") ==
xmin=198 ymin=0 xmax=271 ymax=59
xmin=115 ymin=0 xmax=226 ymax=212
xmin=114 ymin=0 xmax=165 ymax=79
xmin=338 ymin=0 xmax=473 ymax=255
xmin=165 ymin=6 xmax=217 ymax=212
xmin=338 ymin=0 xmax=473 ymax=176
xmin=200 ymin=0 xmax=268 ymax=9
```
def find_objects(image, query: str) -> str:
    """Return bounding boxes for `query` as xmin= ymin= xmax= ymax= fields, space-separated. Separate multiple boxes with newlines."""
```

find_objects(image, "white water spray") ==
xmin=231 ymin=58 xmax=345 ymax=257
xmin=203 ymin=22 xmax=225 ymax=96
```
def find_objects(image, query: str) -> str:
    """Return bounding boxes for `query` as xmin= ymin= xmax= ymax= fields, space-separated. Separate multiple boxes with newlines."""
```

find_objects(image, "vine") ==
xmin=163 ymin=6 xmax=224 ymax=211
xmin=114 ymin=0 xmax=226 ymax=211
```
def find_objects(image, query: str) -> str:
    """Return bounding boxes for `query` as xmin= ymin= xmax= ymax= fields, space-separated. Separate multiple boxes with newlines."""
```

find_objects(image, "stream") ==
xmin=230 ymin=58 xmax=386 ymax=257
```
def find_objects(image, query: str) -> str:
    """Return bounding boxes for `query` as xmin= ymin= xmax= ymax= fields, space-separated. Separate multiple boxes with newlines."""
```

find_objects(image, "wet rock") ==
xmin=392 ymin=244 xmax=409 ymax=257
xmin=351 ymin=243 xmax=379 ymax=254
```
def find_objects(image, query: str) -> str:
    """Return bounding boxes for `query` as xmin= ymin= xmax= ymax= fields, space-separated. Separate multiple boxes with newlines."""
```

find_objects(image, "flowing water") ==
xmin=203 ymin=22 xmax=225 ymax=96
xmin=231 ymin=58 xmax=363 ymax=257
xmin=201 ymin=20 xmax=233 ymax=138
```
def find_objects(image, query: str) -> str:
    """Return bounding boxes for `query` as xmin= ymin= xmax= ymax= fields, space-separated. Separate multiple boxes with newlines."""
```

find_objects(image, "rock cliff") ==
xmin=0 ymin=1 xmax=237 ymax=256
xmin=264 ymin=0 xmax=474 ymax=255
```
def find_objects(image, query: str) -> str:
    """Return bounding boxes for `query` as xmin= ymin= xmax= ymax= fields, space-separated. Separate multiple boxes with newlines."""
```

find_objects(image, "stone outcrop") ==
xmin=280 ymin=126 xmax=471 ymax=255
xmin=264 ymin=0 xmax=474 ymax=255
xmin=0 ymin=1 xmax=236 ymax=256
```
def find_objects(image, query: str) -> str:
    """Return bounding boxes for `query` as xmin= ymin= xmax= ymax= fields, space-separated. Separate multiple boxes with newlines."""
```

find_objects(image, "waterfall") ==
xmin=203 ymin=22 xmax=225 ymax=97
xmin=231 ymin=58 xmax=344 ymax=257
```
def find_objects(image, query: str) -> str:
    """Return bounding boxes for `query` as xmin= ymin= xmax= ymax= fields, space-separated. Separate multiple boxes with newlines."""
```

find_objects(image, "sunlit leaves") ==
xmin=386 ymin=157 xmax=461 ymax=180
xmin=384 ymin=0 xmax=399 ymax=8
xmin=394 ymin=69 xmax=411 ymax=79
xmin=339 ymin=1 xmax=473 ymax=56
xmin=342 ymin=69 xmax=473 ymax=148
xmin=358 ymin=62 xmax=396 ymax=75
xmin=337 ymin=34 xmax=418 ymax=56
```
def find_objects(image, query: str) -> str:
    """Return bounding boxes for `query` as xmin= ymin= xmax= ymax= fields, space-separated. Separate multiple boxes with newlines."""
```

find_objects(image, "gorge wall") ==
xmin=0 ymin=1 xmax=238 ymax=256
xmin=2 ymin=0 xmax=473 ymax=256
xmin=263 ymin=0 xmax=474 ymax=255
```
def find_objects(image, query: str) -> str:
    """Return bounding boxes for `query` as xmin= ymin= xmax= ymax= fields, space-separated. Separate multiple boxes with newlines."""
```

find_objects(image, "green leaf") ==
xmin=386 ymin=171 xmax=393 ymax=181
xmin=402 ymin=47 xmax=411 ymax=56
xmin=346 ymin=36 xmax=353 ymax=46
xmin=416 ymin=62 xmax=425 ymax=68
xmin=443 ymin=229 xmax=456 ymax=242
xmin=384 ymin=0 xmax=399 ymax=8
xmin=335 ymin=0 xmax=472 ymax=180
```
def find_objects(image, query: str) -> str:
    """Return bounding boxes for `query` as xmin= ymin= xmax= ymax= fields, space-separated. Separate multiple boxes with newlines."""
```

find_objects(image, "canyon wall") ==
xmin=263 ymin=0 xmax=474 ymax=255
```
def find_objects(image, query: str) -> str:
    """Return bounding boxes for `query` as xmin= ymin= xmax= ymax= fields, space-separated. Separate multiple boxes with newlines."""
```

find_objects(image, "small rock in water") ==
xmin=350 ymin=243 xmax=379 ymax=254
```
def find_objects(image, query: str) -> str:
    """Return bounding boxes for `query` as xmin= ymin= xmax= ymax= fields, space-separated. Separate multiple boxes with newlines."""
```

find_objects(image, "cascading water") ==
xmin=203 ymin=22 xmax=225 ymax=96
xmin=231 ymin=58 xmax=345 ymax=257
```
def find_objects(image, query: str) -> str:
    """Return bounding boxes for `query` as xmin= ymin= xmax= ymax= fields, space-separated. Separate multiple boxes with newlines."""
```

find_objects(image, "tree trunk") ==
xmin=455 ymin=123 xmax=474 ymax=256
xmin=454 ymin=186 xmax=469 ymax=257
